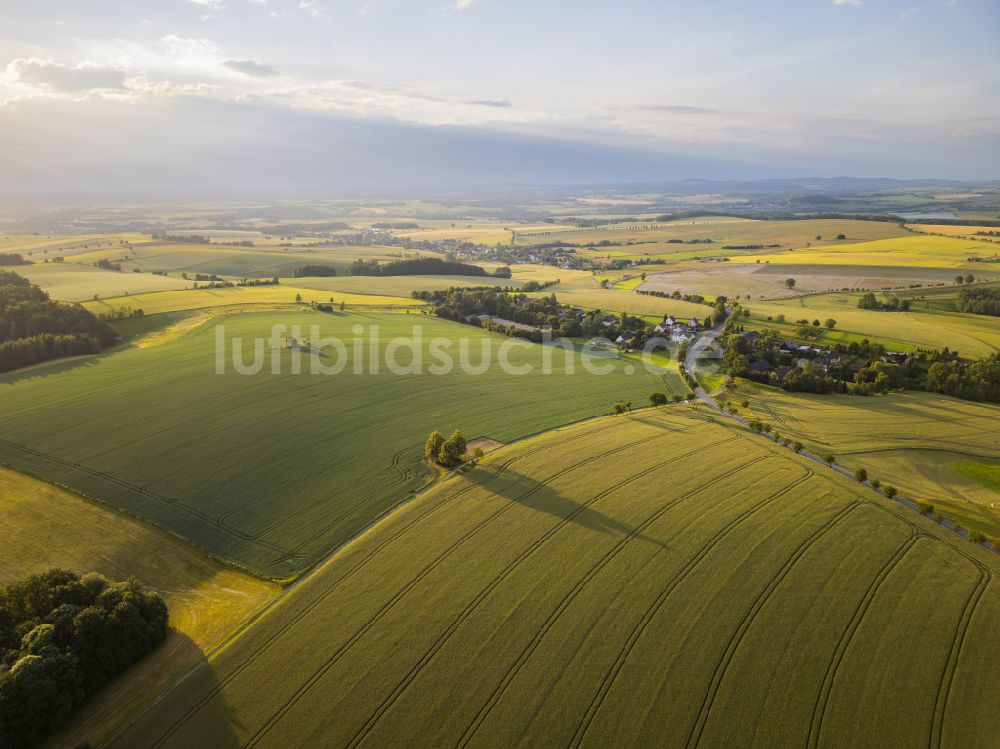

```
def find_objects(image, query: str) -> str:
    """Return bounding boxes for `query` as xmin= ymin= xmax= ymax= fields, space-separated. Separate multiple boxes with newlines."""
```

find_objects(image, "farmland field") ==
xmin=0 ymin=311 xmax=680 ymax=577
xmin=725 ymin=384 xmax=1000 ymax=538
xmin=82 ymin=284 xmax=420 ymax=315
xmin=0 ymin=467 xmax=278 ymax=749
xmin=730 ymin=235 xmax=993 ymax=268
xmin=108 ymin=407 xmax=1000 ymax=748
xmin=9 ymin=262 xmax=189 ymax=301
xmin=742 ymin=292 xmax=1000 ymax=357
xmin=640 ymin=262 xmax=997 ymax=300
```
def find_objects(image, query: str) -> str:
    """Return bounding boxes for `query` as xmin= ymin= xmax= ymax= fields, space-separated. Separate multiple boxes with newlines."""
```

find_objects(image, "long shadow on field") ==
xmin=490 ymin=468 xmax=667 ymax=548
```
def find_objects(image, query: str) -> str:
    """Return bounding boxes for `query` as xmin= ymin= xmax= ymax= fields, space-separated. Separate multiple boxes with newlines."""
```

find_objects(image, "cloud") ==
xmin=833 ymin=0 xmax=861 ymax=5
xmin=635 ymin=104 xmax=717 ymax=115
xmin=223 ymin=59 xmax=281 ymax=78
xmin=456 ymin=0 xmax=475 ymax=9
xmin=7 ymin=58 xmax=128 ymax=93
xmin=462 ymin=99 xmax=511 ymax=108
xmin=189 ymin=0 xmax=225 ymax=8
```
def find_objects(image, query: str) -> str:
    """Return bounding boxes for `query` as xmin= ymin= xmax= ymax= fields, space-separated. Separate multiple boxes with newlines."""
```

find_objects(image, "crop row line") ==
xmin=147 ymin=416 xmax=653 ymax=747
xmin=684 ymin=499 xmax=862 ymax=749
xmin=241 ymin=427 xmax=720 ymax=749
xmin=347 ymin=438 xmax=757 ymax=749
xmin=565 ymin=466 xmax=815 ymax=749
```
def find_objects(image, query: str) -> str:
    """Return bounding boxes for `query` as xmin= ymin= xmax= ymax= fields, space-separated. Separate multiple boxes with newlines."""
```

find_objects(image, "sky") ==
xmin=0 ymin=0 xmax=997 ymax=195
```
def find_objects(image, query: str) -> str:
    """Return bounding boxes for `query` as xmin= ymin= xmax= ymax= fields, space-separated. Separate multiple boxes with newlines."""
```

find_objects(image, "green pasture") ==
xmin=0 ymin=311 xmax=680 ymax=577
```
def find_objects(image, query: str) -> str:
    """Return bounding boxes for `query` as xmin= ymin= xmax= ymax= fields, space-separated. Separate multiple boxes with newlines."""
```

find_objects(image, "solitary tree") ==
xmin=295 ymin=293 xmax=302 ymax=302
xmin=955 ymin=275 xmax=965 ymax=285
xmin=883 ymin=485 xmax=897 ymax=498
xmin=785 ymin=278 xmax=796 ymax=289
xmin=836 ymin=233 xmax=846 ymax=240
xmin=824 ymin=454 xmax=836 ymax=466
xmin=965 ymin=273 xmax=974 ymax=284
xmin=340 ymin=301 xmax=346 ymax=311
xmin=824 ymin=318 xmax=837 ymax=329
xmin=649 ymin=392 xmax=668 ymax=407
xmin=424 ymin=431 xmax=444 ymax=461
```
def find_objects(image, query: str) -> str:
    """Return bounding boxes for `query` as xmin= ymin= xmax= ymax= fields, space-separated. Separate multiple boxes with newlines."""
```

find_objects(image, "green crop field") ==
xmin=0 ymin=311 xmax=681 ymax=578
xmin=108 ymin=407 xmax=1000 ymax=748
xmin=81 ymin=284 xmax=420 ymax=315
xmin=0 ymin=467 xmax=278 ymax=749
xmin=726 ymin=384 xmax=1000 ymax=538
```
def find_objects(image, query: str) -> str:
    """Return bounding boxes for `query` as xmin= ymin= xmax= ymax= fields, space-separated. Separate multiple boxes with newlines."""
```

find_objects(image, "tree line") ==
xmin=0 ymin=569 xmax=168 ymax=749
xmin=0 ymin=272 xmax=117 ymax=373
xmin=956 ymin=286 xmax=1000 ymax=317
xmin=346 ymin=257 xmax=509 ymax=278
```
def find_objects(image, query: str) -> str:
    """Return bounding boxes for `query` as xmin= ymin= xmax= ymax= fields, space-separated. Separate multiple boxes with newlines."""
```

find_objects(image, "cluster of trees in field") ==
xmin=424 ymin=430 xmax=483 ymax=467
xmin=857 ymin=292 xmax=911 ymax=312
xmin=0 ymin=272 xmax=116 ymax=373
xmin=293 ymin=264 xmax=338 ymax=277
xmin=636 ymin=289 xmax=709 ymax=305
xmin=419 ymin=288 xmax=582 ymax=339
xmin=724 ymin=323 xmax=1000 ymax=402
xmin=0 ymin=253 xmax=25 ymax=266
xmin=956 ymin=286 xmax=1000 ymax=317
xmin=0 ymin=570 xmax=168 ymax=749
xmin=346 ymin=257 xmax=507 ymax=277
xmin=370 ymin=221 xmax=419 ymax=230
xmin=926 ymin=353 xmax=1000 ymax=402
xmin=96 ymin=306 xmax=144 ymax=321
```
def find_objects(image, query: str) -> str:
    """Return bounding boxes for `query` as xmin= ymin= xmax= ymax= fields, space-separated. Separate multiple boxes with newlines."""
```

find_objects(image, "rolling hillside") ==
xmin=108 ymin=407 xmax=1000 ymax=748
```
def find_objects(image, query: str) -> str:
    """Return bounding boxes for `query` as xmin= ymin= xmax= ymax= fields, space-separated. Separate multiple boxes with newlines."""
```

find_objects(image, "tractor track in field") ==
xmin=929 ymin=568 xmax=990 ymax=749
xmin=344 ymin=436 xmax=751 ymax=749
xmin=141 ymin=416 xmax=657 ymax=748
xmin=240 ymin=428 xmax=716 ymax=749
xmin=684 ymin=500 xmax=862 ymax=749
xmin=0 ymin=437 xmax=301 ymax=561
xmin=805 ymin=530 xmax=922 ymax=749
xmin=564 ymin=466 xmax=816 ymax=749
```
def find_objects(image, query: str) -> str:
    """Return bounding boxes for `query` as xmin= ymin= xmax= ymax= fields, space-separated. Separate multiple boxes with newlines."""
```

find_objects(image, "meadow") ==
xmin=724 ymin=384 xmax=1000 ymax=538
xmin=0 ymin=311 xmax=680 ymax=578
xmin=0 ymin=467 xmax=278 ymax=749
xmin=107 ymin=407 xmax=1000 ymax=748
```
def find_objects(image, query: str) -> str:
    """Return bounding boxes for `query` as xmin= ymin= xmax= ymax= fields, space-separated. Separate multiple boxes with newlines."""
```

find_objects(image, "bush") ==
xmin=855 ymin=467 xmax=867 ymax=482
xmin=969 ymin=530 xmax=987 ymax=545
xmin=870 ymin=478 xmax=881 ymax=490
xmin=883 ymin=485 xmax=897 ymax=499
xmin=792 ymin=441 xmax=802 ymax=453
xmin=917 ymin=501 xmax=934 ymax=516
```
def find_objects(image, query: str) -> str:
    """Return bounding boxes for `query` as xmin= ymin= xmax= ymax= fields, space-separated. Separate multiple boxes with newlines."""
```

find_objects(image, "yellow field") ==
xmin=109 ymin=407 xmax=1000 ymax=748
xmin=746 ymin=292 xmax=1000 ymax=357
xmin=529 ymin=272 xmax=710 ymax=319
xmin=10 ymin=262 xmax=189 ymax=301
xmin=731 ymin=235 xmax=993 ymax=268
xmin=725 ymin=384 xmax=1000 ymax=538
xmin=514 ymin=218 xmax=909 ymax=256
xmin=907 ymin=223 xmax=1000 ymax=239
xmin=0 ymin=468 xmax=278 ymax=749
xmin=82 ymin=284 xmax=422 ymax=315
